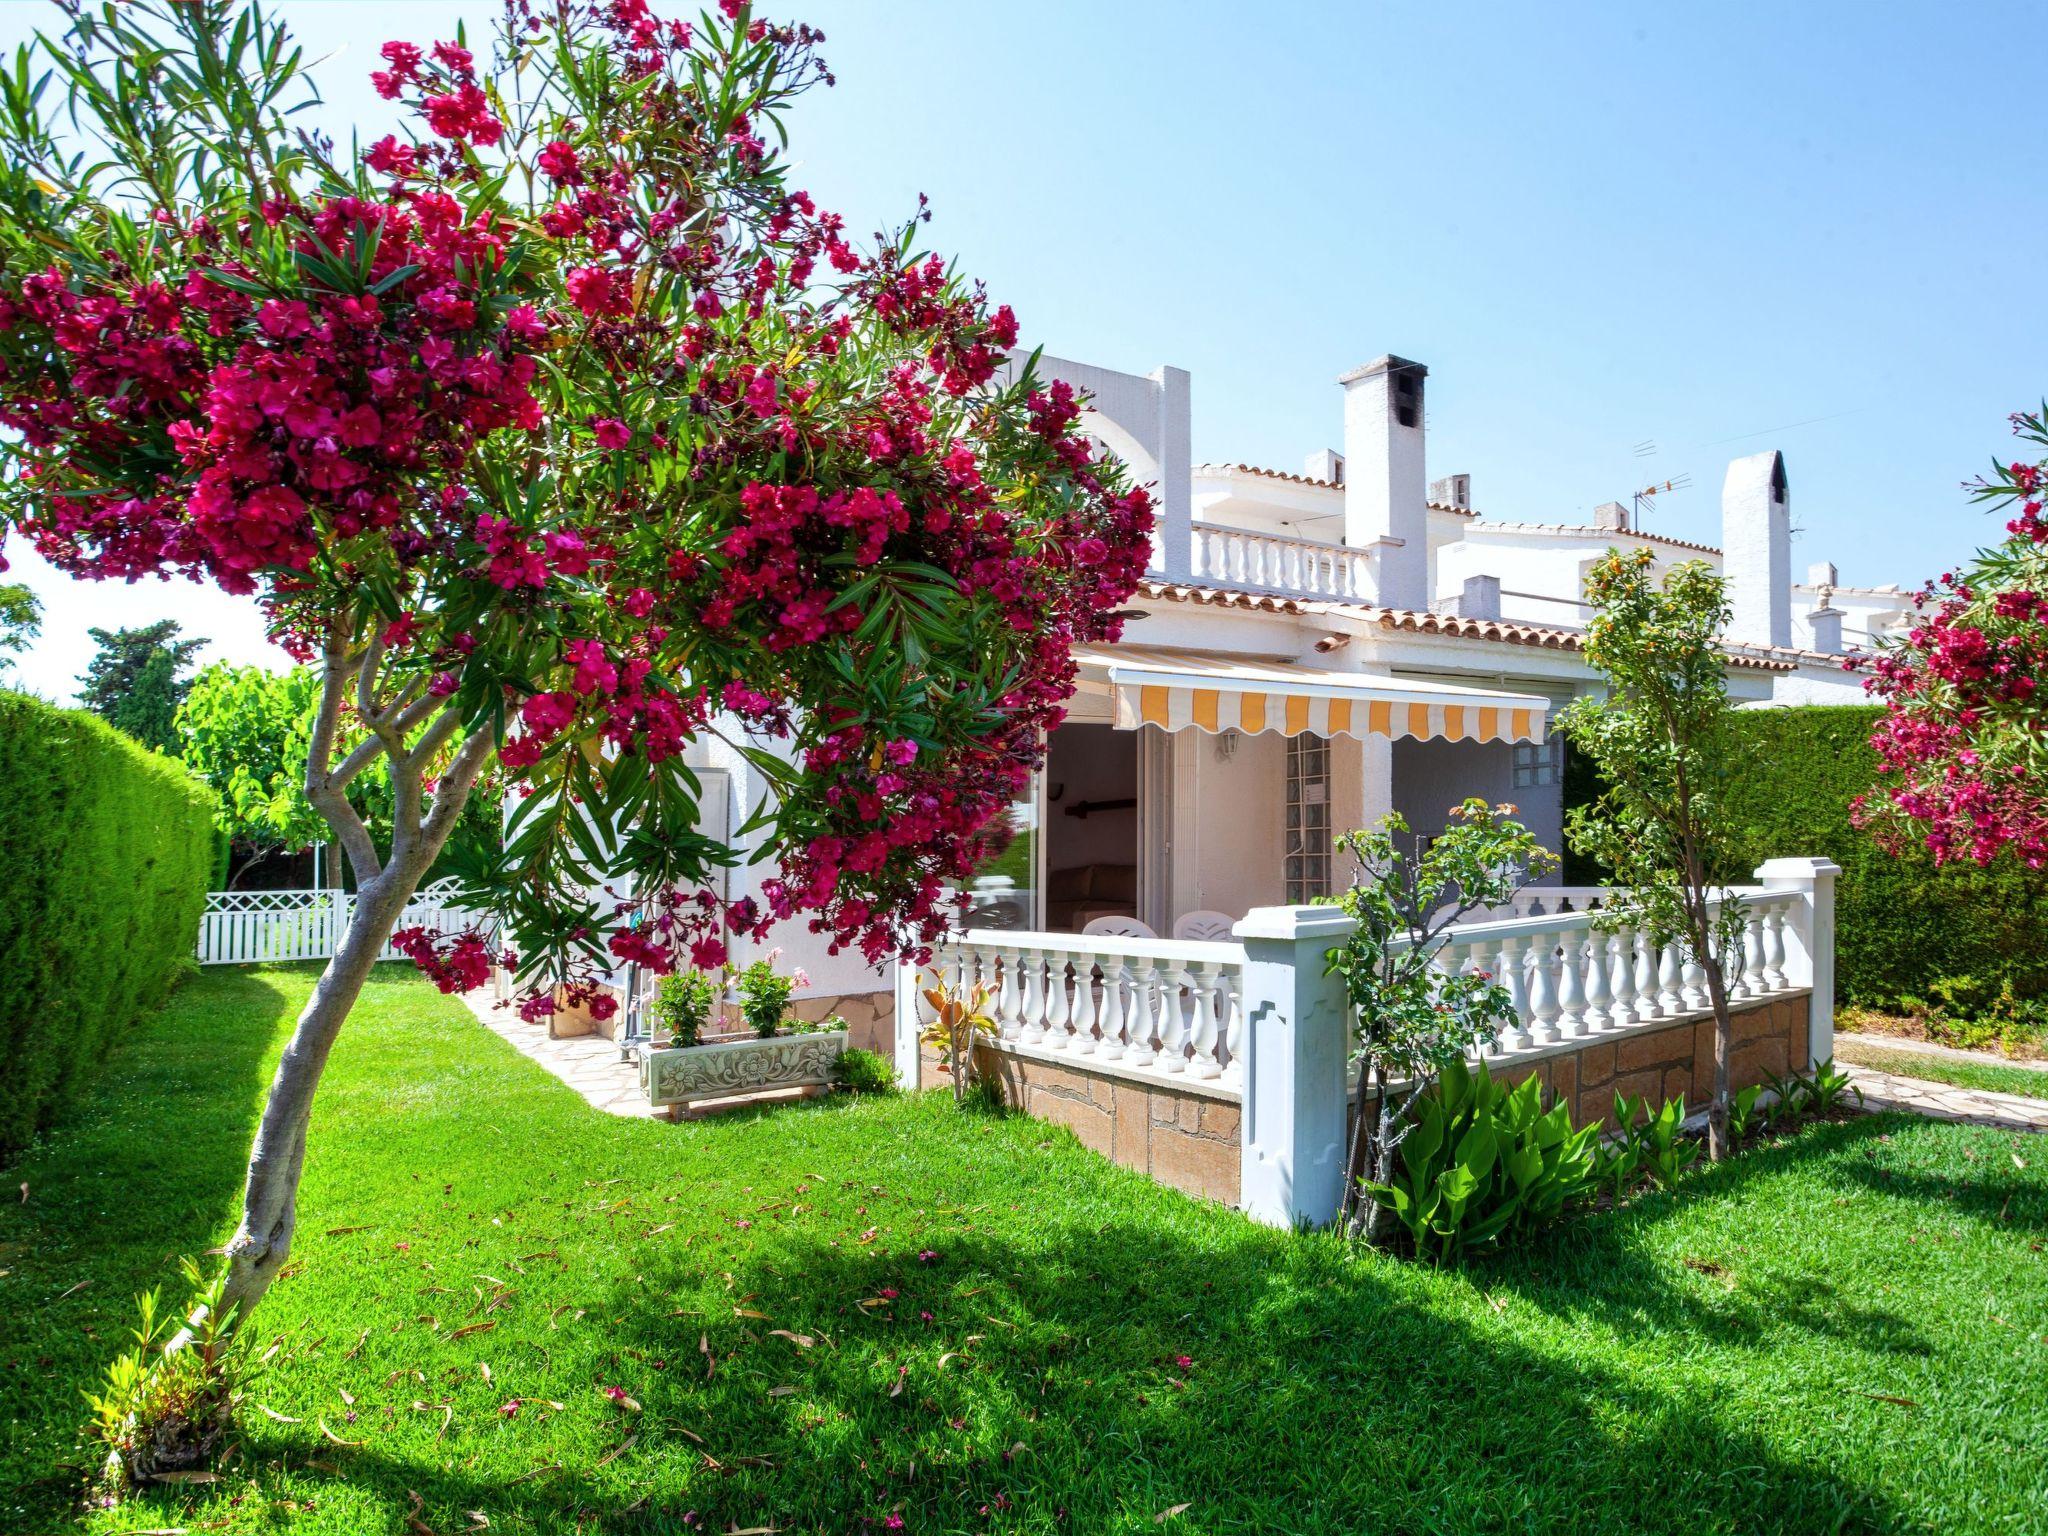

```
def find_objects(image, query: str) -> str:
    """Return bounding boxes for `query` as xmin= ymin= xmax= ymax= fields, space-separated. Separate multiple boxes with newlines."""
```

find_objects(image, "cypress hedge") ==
xmin=1569 ymin=703 xmax=2048 ymax=1010
xmin=0 ymin=691 xmax=216 ymax=1158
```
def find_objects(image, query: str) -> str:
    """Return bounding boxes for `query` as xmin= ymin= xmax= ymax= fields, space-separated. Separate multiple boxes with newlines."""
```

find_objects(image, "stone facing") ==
xmin=918 ymin=1045 xmax=1242 ymax=1206
xmin=938 ymin=992 xmax=1811 ymax=1213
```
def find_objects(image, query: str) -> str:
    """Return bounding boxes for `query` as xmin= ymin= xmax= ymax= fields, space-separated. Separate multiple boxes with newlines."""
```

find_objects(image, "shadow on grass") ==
xmin=0 ymin=964 xmax=292 ymax=1523
xmin=252 ymin=1165 xmax=1899 ymax=1536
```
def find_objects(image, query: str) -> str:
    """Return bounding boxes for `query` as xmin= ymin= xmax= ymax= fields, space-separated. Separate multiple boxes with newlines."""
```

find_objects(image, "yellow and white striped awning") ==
xmin=1073 ymin=646 xmax=1547 ymax=744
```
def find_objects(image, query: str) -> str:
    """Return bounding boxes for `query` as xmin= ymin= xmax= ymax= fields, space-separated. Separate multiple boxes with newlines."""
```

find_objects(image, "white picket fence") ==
xmin=195 ymin=878 xmax=478 ymax=965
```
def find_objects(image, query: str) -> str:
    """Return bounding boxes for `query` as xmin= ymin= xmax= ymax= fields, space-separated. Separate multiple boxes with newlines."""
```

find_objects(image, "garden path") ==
xmin=1844 ymin=1064 xmax=2048 ymax=1134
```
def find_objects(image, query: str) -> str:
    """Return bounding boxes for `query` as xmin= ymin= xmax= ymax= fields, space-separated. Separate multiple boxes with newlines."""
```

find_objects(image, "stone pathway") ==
xmin=1843 ymin=1064 xmax=2048 ymax=1134
xmin=458 ymin=987 xmax=658 ymax=1120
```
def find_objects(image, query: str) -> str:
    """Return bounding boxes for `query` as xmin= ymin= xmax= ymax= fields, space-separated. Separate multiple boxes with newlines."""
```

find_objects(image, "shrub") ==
xmin=1571 ymin=704 xmax=2048 ymax=1015
xmin=735 ymin=957 xmax=800 ymax=1039
xmin=1365 ymin=1058 xmax=1602 ymax=1263
xmin=85 ymin=1258 xmax=254 ymax=1496
xmin=0 ymin=692 xmax=214 ymax=1157
xmin=834 ymin=1048 xmax=896 ymax=1096
xmin=650 ymin=969 xmax=719 ymax=1049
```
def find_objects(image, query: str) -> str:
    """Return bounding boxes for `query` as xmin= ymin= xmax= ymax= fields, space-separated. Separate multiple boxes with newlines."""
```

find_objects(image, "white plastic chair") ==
xmin=1082 ymin=914 xmax=1157 ymax=939
xmin=1171 ymin=909 xmax=1237 ymax=943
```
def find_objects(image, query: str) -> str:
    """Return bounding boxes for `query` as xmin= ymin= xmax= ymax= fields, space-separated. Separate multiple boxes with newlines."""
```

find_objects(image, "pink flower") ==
xmin=591 ymin=416 xmax=631 ymax=451
xmin=521 ymin=690 xmax=577 ymax=736
xmin=537 ymin=140 xmax=581 ymax=182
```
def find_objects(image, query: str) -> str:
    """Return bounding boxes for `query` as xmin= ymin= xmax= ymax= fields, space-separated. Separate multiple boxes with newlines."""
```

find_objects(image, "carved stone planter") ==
xmin=643 ymin=1029 xmax=847 ymax=1110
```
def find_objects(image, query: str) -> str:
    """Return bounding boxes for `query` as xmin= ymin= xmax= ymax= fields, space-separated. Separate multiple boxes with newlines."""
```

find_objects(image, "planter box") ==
xmin=643 ymin=1029 xmax=847 ymax=1110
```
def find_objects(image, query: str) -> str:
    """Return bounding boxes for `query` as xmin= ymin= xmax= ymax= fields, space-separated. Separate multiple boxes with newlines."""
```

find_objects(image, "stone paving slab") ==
xmin=1844 ymin=1064 xmax=2048 ymax=1134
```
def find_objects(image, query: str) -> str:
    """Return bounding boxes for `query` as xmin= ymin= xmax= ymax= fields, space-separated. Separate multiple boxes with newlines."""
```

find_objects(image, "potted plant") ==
xmin=641 ymin=955 xmax=847 ymax=1111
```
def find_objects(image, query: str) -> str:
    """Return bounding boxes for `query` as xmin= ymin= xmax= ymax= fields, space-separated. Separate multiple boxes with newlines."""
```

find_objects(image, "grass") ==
xmin=1835 ymin=1038 xmax=2048 ymax=1102
xmin=1 ymin=966 xmax=2045 ymax=1534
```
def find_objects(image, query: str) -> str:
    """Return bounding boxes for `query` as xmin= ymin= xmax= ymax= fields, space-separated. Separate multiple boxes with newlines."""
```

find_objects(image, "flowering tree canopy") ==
xmin=1860 ymin=410 xmax=2048 ymax=869
xmin=0 ymin=0 xmax=1150 ymax=1327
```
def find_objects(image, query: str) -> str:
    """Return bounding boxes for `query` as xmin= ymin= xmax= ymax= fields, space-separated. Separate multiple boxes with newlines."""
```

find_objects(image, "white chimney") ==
xmin=1304 ymin=448 xmax=1344 ymax=485
xmin=1340 ymin=355 xmax=1428 ymax=610
xmin=1806 ymin=600 xmax=1843 ymax=654
xmin=1429 ymin=473 xmax=1471 ymax=510
xmin=1457 ymin=574 xmax=1502 ymax=619
xmin=1722 ymin=449 xmax=1790 ymax=648
xmin=1593 ymin=500 xmax=1631 ymax=532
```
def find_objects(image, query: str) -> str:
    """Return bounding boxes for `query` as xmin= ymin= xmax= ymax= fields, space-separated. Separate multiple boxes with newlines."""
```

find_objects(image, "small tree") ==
xmin=0 ymin=580 xmax=37 ymax=681
xmin=0 ymin=0 xmax=1151 ymax=1342
xmin=78 ymin=620 xmax=204 ymax=753
xmin=1556 ymin=549 xmax=1748 ymax=1160
xmin=1859 ymin=407 xmax=2048 ymax=868
xmin=1322 ymin=798 xmax=1556 ymax=1243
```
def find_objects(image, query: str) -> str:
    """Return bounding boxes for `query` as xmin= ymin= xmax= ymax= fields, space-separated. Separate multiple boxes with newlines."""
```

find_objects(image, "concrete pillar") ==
xmin=1754 ymin=857 xmax=1840 ymax=1067
xmin=1723 ymin=450 xmax=1792 ymax=648
xmin=1152 ymin=364 xmax=1192 ymax=582
xmin=1233 ymin=905 xmax=1357 ymax=1228
xmin=1340 ymin=356 xmax=1428 ymax=611
xmin=893 ymin=961 xmax=924 ymax=1089
xmin=1806 ymin=605 xmax=1843 ymax=654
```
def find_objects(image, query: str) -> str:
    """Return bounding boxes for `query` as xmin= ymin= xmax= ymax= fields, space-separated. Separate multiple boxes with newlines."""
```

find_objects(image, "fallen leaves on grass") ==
xmin=256 ymin=1405 xmax=303 ymax=1423
xmin=1156 ymin=1504 xmax=1192 ymax=1523
xmin=318 ymin=1418 xmax=362 ymax=1446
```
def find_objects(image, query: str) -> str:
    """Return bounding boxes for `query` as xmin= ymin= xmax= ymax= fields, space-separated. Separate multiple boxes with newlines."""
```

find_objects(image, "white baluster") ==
xmin=1098 ymin=958 xmax=1128 ymax=1060
xmin=1762 ymin=904 xmax=1788 ymax=990
xmin=1581 ymin=931 xmax=1612 ymax=1031
xmin=1656 ymin=936 xmax=1683 ymax=1017
xmin=1529 ymin=938 xmax=1561 ymax=1044
xmin=1606 ymin=928 xmax=1637 ymax=1027
xmin=1070 ymin=947 xmax=1098 ymax=1053
xmin=994 ymin=947 xmax=1020 ymax=1039
xmin=1044 ymin=951 xmax=1073 ymax=1048
xmin=1189 ymin=960 xmax=1223 ymax=1079
xmin=1556 ymin=934 xmax=1588 ymax=1037
xmin=1220 ymin=969 xmax=1244 ymax=1087
xmin=1722 ymin=916 xmax=1751 ymax=1003
xmin=1632 ymin=928 xmax=1660 ymax=1019
xmin=1680 ymin=946 xmax=1708 ymax=1011
xmin=1126 ymin=958 xmax=1158 ymax=1066
xmin=1158 ymin=962 xmax=1189 ymax=1072
xmin=1019 ymin=945 xmax=1046 ymax=1043
xmin=1497 ymin=934 xmax=1531 ymax=1051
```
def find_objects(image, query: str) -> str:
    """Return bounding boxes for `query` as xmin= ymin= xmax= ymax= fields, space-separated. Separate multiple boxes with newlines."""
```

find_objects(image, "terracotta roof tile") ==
xmin=1195 ymin=461 xmax=1341 ymax=490
xmin=1465 ymin=520 xmax=1722 ymax=556
xmin=1135 ymin=579 xmax=1307 ymax=614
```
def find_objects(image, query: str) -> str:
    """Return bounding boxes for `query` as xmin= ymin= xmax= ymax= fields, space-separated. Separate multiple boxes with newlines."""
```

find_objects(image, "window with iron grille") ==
xmin=1512 ymin=738 xmax=1563 ymax=789
xmin=1285 ymin=734 xmax=1332 ymax=903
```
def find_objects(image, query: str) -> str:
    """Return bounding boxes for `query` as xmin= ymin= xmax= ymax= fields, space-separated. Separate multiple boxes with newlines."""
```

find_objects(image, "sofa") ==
xmin=1046 ymin=862 xmax=1138 ymax=932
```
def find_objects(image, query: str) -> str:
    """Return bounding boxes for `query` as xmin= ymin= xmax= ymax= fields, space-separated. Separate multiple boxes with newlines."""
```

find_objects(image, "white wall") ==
xmin=1389 ymin=736 xmax=1566 ymax=878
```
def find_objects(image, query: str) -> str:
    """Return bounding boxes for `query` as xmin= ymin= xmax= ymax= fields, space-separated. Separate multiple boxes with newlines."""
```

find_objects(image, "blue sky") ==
xmin=6 ymin=0 xmax=2044 ymax=699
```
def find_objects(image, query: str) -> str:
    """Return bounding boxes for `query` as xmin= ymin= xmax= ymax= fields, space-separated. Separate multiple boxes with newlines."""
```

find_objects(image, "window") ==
xmin=1285 ymin=734 xmax=1332 ymax=904
xmin=1512 ymin=739 xmax=1562 ymax=789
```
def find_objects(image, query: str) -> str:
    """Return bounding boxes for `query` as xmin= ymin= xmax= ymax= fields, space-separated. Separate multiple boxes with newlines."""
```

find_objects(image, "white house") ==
xmin=671 ymin=350 xmax=1893 ymax=1036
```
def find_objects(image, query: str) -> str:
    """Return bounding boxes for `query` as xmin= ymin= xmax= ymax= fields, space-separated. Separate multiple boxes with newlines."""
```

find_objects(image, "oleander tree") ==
xmin=1857 ymin=408 xmax=2048 ymax=869
xmin=1556 ymin=549 xmax=1748 ymax=1160
xmin=0 ymin=0 xmax=1152 ymax=1336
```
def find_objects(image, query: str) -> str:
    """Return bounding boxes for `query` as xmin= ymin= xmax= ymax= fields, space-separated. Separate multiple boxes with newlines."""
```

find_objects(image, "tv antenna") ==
xmin=1632 ymin=472 xmax=1692 ymax=522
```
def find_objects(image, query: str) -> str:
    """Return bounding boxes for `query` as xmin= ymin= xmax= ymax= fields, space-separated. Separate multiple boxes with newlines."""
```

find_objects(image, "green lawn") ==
xmin=1836 ymin=1038 xmax=2048 ymax=1102
xmin=3 ymin=967 xmax=2046 ymax=1535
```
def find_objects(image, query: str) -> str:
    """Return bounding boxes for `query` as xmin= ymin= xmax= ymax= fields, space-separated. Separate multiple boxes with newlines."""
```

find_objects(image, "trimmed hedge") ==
xmin=1714 ymin=706 xmax=2048 ymax=1009
xmin=0 ymin=691 xmax=215 ymax=1158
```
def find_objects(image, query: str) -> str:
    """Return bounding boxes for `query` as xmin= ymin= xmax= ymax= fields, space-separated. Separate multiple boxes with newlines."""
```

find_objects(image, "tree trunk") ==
xmin=1700 ymin=949 xmax=1732 ymax=1162
xmin=1339 ymin=1052 xmax=1372 ymax=1231
xmin=213 ymin=872 xmax=417 ymax=1324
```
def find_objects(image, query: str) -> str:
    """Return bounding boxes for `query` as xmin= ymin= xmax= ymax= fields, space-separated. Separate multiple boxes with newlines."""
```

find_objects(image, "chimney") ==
xmin=1304 ymin=449 xmax=1344 ymax=485
xmin=1429 ymin=473 xmax=1471 ymax=510
xmin=1806 ymin=559 xmax=1841 ymax=652
xmin=1593 ymin=500 xmax=1631 ymax=532
xmin=1340 ymin=355 xmax=1428 ymax=610
xmin=1722 ymin=450 xmax=1791 ymax=648
xmin=1807 ymin=560 xmax=1837 ymax=587
xmin=1456 ymin=574 xmax=1502 ymax=620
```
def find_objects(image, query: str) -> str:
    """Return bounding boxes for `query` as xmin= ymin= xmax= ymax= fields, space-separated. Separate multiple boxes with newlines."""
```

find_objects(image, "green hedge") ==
xmin=0 ymin=692 xmax=216 ymax=1158
xmin=1714 ymin=707 xmax=2048 ymax=1009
